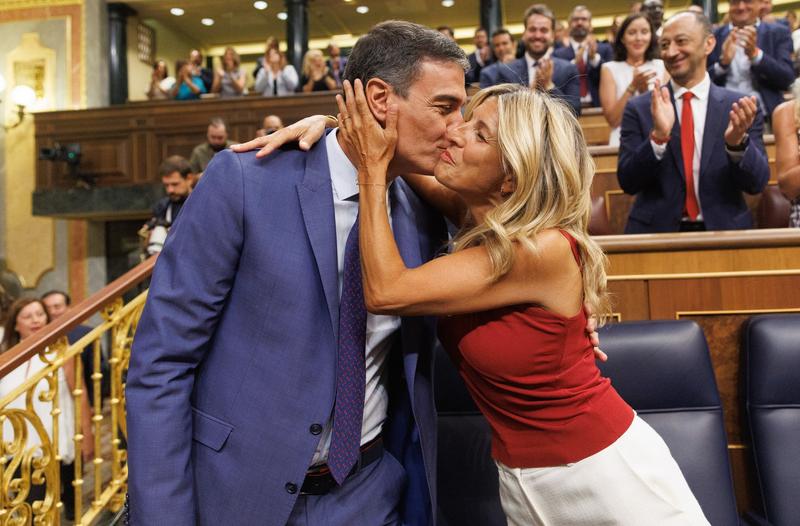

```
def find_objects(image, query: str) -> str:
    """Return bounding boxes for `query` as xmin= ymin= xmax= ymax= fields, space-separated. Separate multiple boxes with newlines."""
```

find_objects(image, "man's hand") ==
xmin=534 ymin=59 xmax=554 ymax=91
xmin=724 ymin=95 xmax=758 ymax=147
xmin=721 ymin=29 xmax=737 ymax=67
xmin=631 ymin=67 xmax=656 ymax=93
xmin=739 ymin=25 xmax=759 ymax=60
xmin=651 ymin=79 xmax=674 ymax=141
xmin=586 ymin=35 xmax=598 ymax=61
xmin=230 ymin=115 xmax=331 ymax=158
xmin=585 ymin=304 xmax=607 ymax=362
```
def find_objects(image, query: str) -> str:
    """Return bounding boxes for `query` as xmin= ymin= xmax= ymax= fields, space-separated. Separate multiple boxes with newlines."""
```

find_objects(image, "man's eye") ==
xmin=436 ymin=106 xmax=451 ymax=114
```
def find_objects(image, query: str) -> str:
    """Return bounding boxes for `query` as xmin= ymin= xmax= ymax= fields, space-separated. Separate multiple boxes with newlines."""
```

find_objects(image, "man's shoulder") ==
xmin=762 ymin=20 xmax=791 ymax=38
xmin=552 ymin=46 xmax=573 ymax=60
xmin=625 ymin=91 xmax=654 ymax=115
xmin=190 ymin=142 xmax=209 ymax=156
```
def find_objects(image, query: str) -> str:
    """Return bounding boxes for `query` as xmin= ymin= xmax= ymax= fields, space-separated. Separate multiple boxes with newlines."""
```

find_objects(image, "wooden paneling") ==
xmin=602 ymin=232 xmax=800 ymax=515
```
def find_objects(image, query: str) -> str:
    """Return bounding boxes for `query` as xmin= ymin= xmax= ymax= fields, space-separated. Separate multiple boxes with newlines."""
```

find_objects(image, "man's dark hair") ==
xmin=492 ymin=28 xmax=514 ymax=41
xmin=344 ymin=20 xmax=468 ymax=98
xmin=523 ymin=4 xmax=556 ymax=31
xmin=209 ymin=117 xmax=227 ymax=130
xmin=158 ymin=155 xmax=193 ymax=179
xmin=437 ymin=25 xmax=455 ymax=38
xmin=475 ymin=27 xmax=488 ymax=36
xmin=613 ymin=13 xmax=659 ymax=61
xmin=42 ymin=290 xmax=71 ymax=305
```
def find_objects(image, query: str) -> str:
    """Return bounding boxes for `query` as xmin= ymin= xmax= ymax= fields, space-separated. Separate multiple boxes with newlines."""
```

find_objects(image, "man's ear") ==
xmin=364 ymin=78 xmax=392 ymax=125
xmin=704 ymin=34 xmax=716 ymax=57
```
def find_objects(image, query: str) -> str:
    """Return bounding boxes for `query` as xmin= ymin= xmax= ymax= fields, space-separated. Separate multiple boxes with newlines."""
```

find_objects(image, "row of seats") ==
xmin=435 ymin=315 xmax=800 ymax=525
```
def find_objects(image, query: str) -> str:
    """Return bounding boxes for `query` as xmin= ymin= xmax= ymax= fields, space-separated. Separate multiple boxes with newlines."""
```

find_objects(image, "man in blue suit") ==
xmin=465 ymin=27 xmax=494 ymax=85
xmin=553 ymin=5 xmax=613 ymax=107
xmin=707 ymin=0 xmax=794 ymax=119
xmin=480 ymin=4 xmax=581 ymax=115
xmin=618 ymin=11 xmax=770 ymax=234
xmin=126 ymin=21 xmax=468 ymax=526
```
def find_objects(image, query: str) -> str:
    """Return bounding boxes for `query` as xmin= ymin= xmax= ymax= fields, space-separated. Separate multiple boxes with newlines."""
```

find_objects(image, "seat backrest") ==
xmin=743 ymin=314 xmax=800 ymax=526
xmin=756 ymin=185 xmax=791 ymax=228
xmin=597 ymin=320 xmax=739 ymax=526
xmin=434 ymin=344 xmax=506 ymax=526
xmin=588 ymin=195 xmax=612 ymax=236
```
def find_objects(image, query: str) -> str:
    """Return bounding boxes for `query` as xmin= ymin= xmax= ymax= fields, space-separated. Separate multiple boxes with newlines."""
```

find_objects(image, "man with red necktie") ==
xmin=617 ymin=10 xmax=769 ymax=233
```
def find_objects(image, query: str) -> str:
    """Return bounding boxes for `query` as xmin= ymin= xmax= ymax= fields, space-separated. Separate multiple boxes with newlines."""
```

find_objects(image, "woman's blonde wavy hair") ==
xmin=451 ymin=83 xmax=611 ymax=319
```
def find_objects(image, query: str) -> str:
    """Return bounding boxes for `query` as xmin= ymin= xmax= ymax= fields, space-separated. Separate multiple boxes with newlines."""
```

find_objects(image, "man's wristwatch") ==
xmin=726 ymin=135 xmax=749 ymax=151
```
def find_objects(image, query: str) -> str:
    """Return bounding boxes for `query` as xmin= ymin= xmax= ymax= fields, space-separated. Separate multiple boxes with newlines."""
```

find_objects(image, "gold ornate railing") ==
xmin=0 ymin=257 xmax=156 ymax=525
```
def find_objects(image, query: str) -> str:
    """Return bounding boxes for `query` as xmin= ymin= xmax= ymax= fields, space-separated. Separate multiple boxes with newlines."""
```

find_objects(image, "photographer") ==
xmin=140 ymin=156 xmax=195 ymax=256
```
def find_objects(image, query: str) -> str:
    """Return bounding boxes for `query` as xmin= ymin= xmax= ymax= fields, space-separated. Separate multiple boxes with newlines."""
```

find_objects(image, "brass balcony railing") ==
xmin=0 ymin=257 xmax=156 ymax=525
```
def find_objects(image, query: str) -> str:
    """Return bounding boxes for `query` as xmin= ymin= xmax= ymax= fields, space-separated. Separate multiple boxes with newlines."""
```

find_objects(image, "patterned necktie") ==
xmin=328 ymin=216 xmax=367 ymax=484
xmin=680 ymin=92 xmax=700 ymax=220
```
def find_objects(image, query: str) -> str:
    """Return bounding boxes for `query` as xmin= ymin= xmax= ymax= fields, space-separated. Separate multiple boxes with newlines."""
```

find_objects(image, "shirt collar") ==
xmin=326 ymin=129 xmax=359 ymax=202
xmin=671 ymin=72 xmax=711 ymax=102
xmin=525 ymin=48 xmax=552 ymax=69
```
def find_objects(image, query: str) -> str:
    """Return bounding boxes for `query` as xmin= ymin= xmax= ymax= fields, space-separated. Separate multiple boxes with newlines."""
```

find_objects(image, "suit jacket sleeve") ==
xmin=751 ymin=26 xmax=795 ymax=91
xmin=126 ymin=150 xmax=245 ymax=525
xmin=550 ymin=62 xmax=582 ymax=115
xmin=617 ymin=97 xmax=665 ymax=194
xmin=729 ymin=106 xmax=771 ymax=194
xmin=708 ymin=29 xmax=728 ymax=85
xmin=479 ymin=64 xmax=498 ymax=88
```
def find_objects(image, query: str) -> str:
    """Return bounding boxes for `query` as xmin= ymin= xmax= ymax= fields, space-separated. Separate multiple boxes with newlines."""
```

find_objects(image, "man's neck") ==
xmin=571 ymin=35 xmax=586 ymax=45
xmin=335 ymin=131 xmax=400 ymax=183
xmin=674 ymin=71 xmax=706 ymax=91
xmin=527 ymin=49 xmax=549 ymax=61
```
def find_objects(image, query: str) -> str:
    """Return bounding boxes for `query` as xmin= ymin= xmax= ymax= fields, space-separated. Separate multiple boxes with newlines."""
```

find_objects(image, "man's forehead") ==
xmin=407 ymin=61 xmax=466 ymax=101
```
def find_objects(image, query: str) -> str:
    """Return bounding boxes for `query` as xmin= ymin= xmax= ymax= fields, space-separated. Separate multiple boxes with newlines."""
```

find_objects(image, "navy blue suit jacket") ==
xmin=126 ymin=142 xmax=446 ymax=525
xmin=479 ymin=56 xmax=582 ymax=115
xmin=617 ymin=83 xmax=770 ymax=233
xmin=466 ymin=50 xmax=494 ymax=84
xmin=708 ymin=22 xmax=794 ymax=116
xmin=552 ymin=42 xmax=613 ymax=107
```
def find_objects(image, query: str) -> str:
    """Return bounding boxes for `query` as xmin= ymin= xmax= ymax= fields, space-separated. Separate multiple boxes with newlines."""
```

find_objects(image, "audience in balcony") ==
xmin=146 ymin=60 xmax=174 ymax=101
xmin=554 ymin=6 xmax=613 ymax=108
xmin=211 ymin=47 xmax=247 ymax=98
xmin=143 ymin=155 xmax=195 ymax=256
xmin=480 ymin=4 xmax=581 ymax=116
xmin=325 ymin=42 xmax=347 ymax=88
xmin=0 ymin=297 xmax=93 ymax=519
xmin=299 ymin=49 xmax=338 ymax=93
xmin=170 ymin=59 xmax=207 ymax=101
xmin=254 ymin=46 xmax=299 ymax=96
xmin=190 ymin=117 xmax=235 ymax=175
xmin=601 ymin=13 xmax=667 ymax=146
xmin=618 ymin=11 xmax=769 ymax=233
xmin=256 ymin=114 xmax=284 ymax=137
xmin=465 ymin=27 xmax=494 ymax=85
xmin=708 ymin=0 xmax=794 ymax=121
xmin=189 ymin=48 xmax=214 ymax=92
xmin=252 ymin=36 xmax=281 ymax=80
xmin=772 ymin=83 xmax=800 ymax=227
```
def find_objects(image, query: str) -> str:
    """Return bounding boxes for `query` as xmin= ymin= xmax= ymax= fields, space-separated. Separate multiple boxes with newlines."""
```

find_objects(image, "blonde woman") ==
xmin=337 ymin=81 xmax=708 ymax=525
xmin=772 ymin=83 xmax=800 ymax=227
xmin=211 ymin=46 xmax=247 ymax=98
xmin=299 ymin=49 xmax=337 ymax=93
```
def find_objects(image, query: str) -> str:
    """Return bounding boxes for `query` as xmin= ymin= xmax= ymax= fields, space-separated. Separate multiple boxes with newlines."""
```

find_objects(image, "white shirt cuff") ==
xmin=651 ymin=140 xmax=667 ymax=159
xmin=751 ymin=49 xmax=764 ymax=65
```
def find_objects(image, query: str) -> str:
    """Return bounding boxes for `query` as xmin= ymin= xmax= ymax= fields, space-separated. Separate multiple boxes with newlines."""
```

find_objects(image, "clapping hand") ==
xmin=631 ymin=67 xmax=657 ymax=94
xmin=724 ymin=95 xmax=758 ymax=147
xmin=738 ymin=26 xmax=758 ymax=60
xmin=534 ymin=59 xmax=554 ymax=91
xmin=336 ymin=79 xmax=398 ymax=180
xmin=721 ymin=29 xmax=737 ymax=67
xmin=650 ymin=79 xmax=674 ymax=141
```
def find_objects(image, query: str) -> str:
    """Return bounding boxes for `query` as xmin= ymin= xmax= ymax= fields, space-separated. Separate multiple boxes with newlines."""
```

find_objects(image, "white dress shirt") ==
xmin=309 ymin=129 xmax=401 ymax=466
xmin=715 ymin=22 xmax=766 ymax=112
xmin=651 ymin=74 xmax=711 ymax=219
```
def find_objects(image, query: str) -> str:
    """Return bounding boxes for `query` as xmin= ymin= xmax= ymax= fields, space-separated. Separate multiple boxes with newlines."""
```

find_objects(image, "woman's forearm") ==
xmin=778 ymin=165 xmax=800 ymax=200
xmin=358 ymin=178 xmax=408 ymax=314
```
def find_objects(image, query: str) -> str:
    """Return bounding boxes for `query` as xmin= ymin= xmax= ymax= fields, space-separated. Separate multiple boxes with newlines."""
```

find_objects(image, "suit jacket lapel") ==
xmin=666 ymin=85 xmax=685 ymax=180
xmin=390 ymin=182 xmax=424 ymax=389
xmin=700 ymin=84 xmax=726 ymax=177
xmin=297 ymin=140 xmax=340 ymax=341
xmin=514 ymin=59 xmax=529 ymax=86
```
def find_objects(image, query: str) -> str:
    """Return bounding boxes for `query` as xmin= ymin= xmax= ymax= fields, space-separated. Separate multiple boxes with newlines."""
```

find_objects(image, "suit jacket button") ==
xmin=309 ymin=423 xmax=323 ymax=435
xmin=285 ymin=482 xmax=298 ymax=494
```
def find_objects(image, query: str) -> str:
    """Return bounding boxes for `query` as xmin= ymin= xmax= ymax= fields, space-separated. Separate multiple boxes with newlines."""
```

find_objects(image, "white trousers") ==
xmin=495 ymin=416 xmax=710 ymax=526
